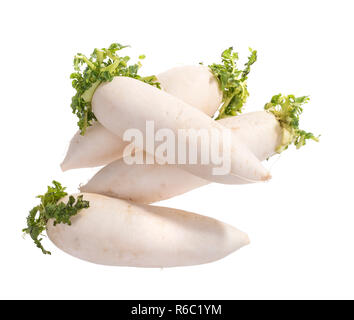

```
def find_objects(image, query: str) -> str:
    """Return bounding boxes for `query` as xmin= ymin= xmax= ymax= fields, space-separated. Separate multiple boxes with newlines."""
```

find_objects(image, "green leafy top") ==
xmin=70 ymin=43 xmax=160 ymax=135
xmin=23 ymin=181 xmax=89 ymax=255
xmin=264 ymin=94 xmax=319 ymax=153
xmin=209 ymin=47 xmax=257 ymax=120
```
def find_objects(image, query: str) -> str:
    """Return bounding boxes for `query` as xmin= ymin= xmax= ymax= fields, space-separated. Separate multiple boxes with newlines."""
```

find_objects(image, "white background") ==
xmin=1 ymin=0 xmax=353 ymax=300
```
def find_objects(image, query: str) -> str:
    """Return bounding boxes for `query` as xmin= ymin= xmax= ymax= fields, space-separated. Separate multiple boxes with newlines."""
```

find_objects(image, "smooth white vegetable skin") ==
xmin=157 ymin=65 xmax=222 ymax=117
xmin=61 ymin=122 xmax=126 ymax=171
xmin=61 ymin=66 xmax=222 ymax=171
xmin=81 ymin=111 xmax=281 ymax=203
xmin=218 ymin=111 xmax=282 ymax=160
xmin=47 ymin=193 xmax=249 ymax=267
xmin=92 ymin=77 xmax=270 ymax=183
xmin=81 ymin=159 xmax=208 ymax=203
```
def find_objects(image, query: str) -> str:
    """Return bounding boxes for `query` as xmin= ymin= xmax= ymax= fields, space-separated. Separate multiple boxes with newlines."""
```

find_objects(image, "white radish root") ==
xmin=218 ymin=111 xmax=282 ymax=160
xmin=92 ymin=76 xmax=270 ymax=183
xmin=47 ymin=193 xmax=249 ymax=267
xmin=81 ymin=159 xmax=208 ymax=204
xmin=81 ymin=111 xmax=281 ymax=203
xmin=157 ymin=65 xmax=222 ymax=117
xmin=61 ymin=65 xmax=222 ymax=171
xmin=60 ymin=122 xmax=126 ymax=171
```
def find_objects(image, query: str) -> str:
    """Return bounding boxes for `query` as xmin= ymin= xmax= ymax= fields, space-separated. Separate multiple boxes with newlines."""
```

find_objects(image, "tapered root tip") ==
xmin=229 ymin=228 xmax=251 ymax=252
xmin=243 ymin=233 xmax=251 ymax=246
xmin=60 ymin=161 xmax=68 ymax=172
xmin=261 ymin=172 xmax=272 ymax=182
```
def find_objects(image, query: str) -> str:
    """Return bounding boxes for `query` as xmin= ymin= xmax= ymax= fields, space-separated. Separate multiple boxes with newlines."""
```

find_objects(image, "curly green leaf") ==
xmin=70 ymin=43 xmax=160 ymax=134
xmin=264 ymin=94 xmax=320 ymax=153
xmin=23 ymin=181 xmax=90 ymax=255
xmin=209 ymin=47 xmax=257 ymax=120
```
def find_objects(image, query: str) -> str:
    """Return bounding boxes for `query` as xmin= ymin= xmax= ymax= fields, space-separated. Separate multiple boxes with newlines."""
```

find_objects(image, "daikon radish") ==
xmin=92 ymin=76 xmax=270 ymax=183
xmin=61 ymin=122 xmax=126 ymax=171
xmin=81 ymin=95 xmax=318 ymax=203
xmin=81 ymin=111 xmax=280 ymax=203
xmin=24 ymin=182 xmax=249 ymax=267
xmin=157 ymin=65 xmax=222 ymax=116
xmin=47 ymin=193 xmax=249 ymax=267
xmin=61 ymin=65 xmax=222 ymax=171
xmin=62 ymin=45 xmax=256 ymax=171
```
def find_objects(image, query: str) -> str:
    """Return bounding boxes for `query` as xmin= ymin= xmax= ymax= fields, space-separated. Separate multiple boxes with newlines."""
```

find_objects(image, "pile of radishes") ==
xmin=24 ymin=44 xmax=318 ymax=267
